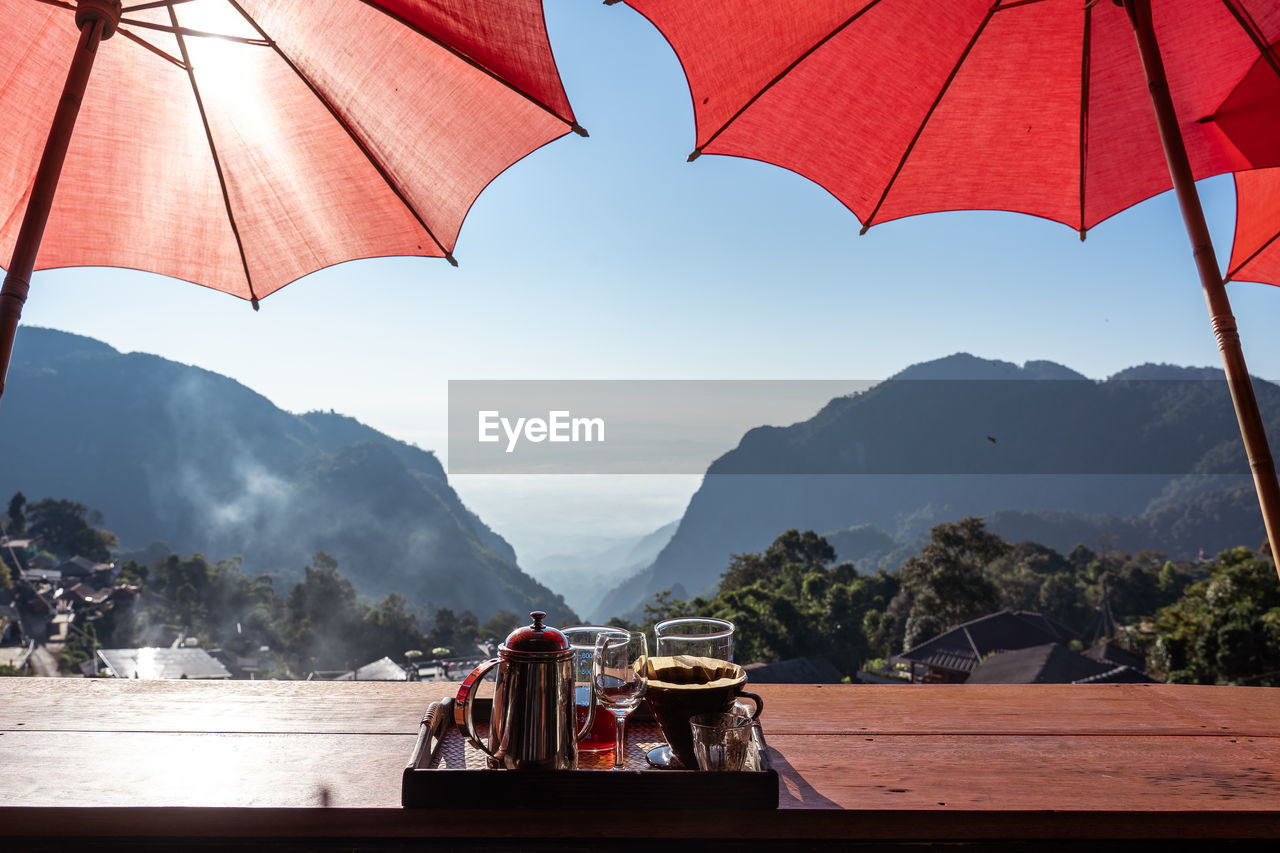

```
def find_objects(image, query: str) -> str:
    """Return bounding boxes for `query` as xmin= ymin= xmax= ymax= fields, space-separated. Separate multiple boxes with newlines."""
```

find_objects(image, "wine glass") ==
xmin=593 ymin=629 xmax=648 ymax=770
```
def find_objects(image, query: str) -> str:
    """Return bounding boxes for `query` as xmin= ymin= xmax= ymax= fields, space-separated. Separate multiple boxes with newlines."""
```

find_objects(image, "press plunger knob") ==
xmin=503 ymin=610 xmax=568 ymax=654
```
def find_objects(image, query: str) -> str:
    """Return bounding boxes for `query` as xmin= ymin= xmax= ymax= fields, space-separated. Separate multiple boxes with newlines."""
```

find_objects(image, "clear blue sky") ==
xmin=17 ymin=0 xmax=1280 ymax=561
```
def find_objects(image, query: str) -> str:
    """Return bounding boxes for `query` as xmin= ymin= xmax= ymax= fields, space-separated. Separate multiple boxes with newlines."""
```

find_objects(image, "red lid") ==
xmin=501 ymin=611 xmax=570 ymax=656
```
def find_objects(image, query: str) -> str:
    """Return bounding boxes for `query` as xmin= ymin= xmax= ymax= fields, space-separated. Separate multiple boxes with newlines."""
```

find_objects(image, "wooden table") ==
xmin=1 ymin=679 xmax=1278 ymax=847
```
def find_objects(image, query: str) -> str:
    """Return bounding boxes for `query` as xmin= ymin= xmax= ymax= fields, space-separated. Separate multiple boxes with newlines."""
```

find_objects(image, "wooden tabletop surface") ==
xmin=1 ymin=679 xmax=1278 ymax=842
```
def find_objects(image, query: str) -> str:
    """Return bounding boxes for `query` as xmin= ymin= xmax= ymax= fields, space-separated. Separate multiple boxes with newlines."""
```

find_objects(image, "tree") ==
xmin=712 ymin=582 xmax=813 ymax=664
xmin=6 ymin=491 xmax=26 ymax=535
xmin=1151 ymin=547 xmax=1280 ymax=686
xmin=631 ymin=529 xmax=898 ymax=678
xmin=456 ymin=609 xmax=480 ymax=649
xmin=112 ymin=547 xmax=434 ymax=678
xmin=119 ymin=553 xmax=280 ymax=652
xmin=889 ymin=517 xmax=1009 ymax=651
xmin=148 ymin=553 xmax=215 ymax=631
xmin=479 ymin=609 xmax=523 ymax=641
xmin=711 ymin=530 xmax=846 ymax=663
xmin=357 ymin=593 xmax=427 ymax=665
xmin=641 ymin=589 xmax=697 ymax=627
xmin=1156 ymin=561 xmax=1192 ymax=606
xmin=425 ymin=607 xmax=480 ymax=656
xmin=25 ymin=498 xmax=117 ymax=561
xmin=0 ymin=494 xmax=19 ymax=588
xmin=720 ymin=529 xmax=837 ymax=592
xmin=1067 ymin=544 xmax=1097 ymax=572
xmin=283 ymin=552 xmax=365 ymax=673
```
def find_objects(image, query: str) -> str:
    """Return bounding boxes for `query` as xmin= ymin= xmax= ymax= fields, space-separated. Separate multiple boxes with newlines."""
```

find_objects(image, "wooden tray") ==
xmin=402 ymin=699 xmax=778 ymax=809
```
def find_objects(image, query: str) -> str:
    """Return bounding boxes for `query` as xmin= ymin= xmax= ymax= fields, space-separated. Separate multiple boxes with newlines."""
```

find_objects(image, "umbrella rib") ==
xmin=993 ymin=0 xmax=1052 ymax=9
xmin=118 ymin=17 xmax=269 ymax=46
xmin=123 ymin=0 xmax=198 ymax=12
xmin=684 ymin=0 xmax=886 ymax=161
xmin=355 ymin=0 xmax=586 ymax=137
xmin=25 ymin=0 xmax=74 ymax=11
xmin=168 ymin=4 xmax=260 ymax=308
xmin=861 ymin=1 xmax=1001 ymax=233
xmin=117 ymin=27 xmax=189 ymax=70
xmin=223 ymin=0 xmax=456 ymax=265
xmin=1220 ymin=0 xmax=1280 ymax=82
xmin=1224 ymin=222 xmax=1280 ymax=282
xmin=1225 ymin=232 xmax=1280 ymax=281
xmin=1078 ymin=3 xmax=1092 ymax=240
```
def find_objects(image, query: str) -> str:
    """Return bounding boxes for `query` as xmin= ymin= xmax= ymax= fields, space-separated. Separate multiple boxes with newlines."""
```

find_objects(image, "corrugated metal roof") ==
xmin=967 ymin=643 xmax=1112 ymax=684
xmin=914 ymin=650 xmax=980 ymax=674
xmin=334 ymin=656 xmax=409 ymax=681
xmin=68 ymin=583 xmax=108 ymax=604
xmin=97 ymin=648 xmax=231 ymax=680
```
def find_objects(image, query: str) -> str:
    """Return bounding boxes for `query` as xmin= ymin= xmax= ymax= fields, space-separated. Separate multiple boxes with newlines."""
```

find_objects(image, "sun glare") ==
xmin=171 ymin=0 xmax=268 ymax=109
xmin=167 ymin=0 xmax=290 ymax=192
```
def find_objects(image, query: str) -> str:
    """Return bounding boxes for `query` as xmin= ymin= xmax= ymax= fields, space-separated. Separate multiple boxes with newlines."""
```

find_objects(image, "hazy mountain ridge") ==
xmin=0 ymin=327 xmax=570 ymax=623
xmin=526 ymin=520 xmax=678 ymax=619
xmin=597 ymin=354 xmax=1276 ymax=620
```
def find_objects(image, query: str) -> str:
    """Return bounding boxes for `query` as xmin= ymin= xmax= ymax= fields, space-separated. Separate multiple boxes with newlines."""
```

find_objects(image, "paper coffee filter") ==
xmin=645 ymin=655 xmax=743 ymax=687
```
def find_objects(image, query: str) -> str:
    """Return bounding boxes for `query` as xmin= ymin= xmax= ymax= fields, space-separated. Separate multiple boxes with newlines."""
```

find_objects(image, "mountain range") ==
xmin=596 ymin=354 xmax=1276 ymax=619
xmin=6 ymin=331 xmax=1272 ymax=629
xmin=0 ymin=328 xmax=573 ymax=624
xmin=526 ymin=521 xmax=677 ymax=618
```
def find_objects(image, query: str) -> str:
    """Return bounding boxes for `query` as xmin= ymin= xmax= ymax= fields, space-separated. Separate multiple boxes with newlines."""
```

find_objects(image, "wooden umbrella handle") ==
xmin=1125 ymin=0 xmax=1280 ymax=577
xmin=0 ymin=3 xmax=120 ymax=403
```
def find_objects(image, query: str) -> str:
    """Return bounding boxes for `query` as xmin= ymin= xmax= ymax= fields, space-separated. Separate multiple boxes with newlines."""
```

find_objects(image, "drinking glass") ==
xmin=689 ymin=711 xmax=754 ymax=772
xmin=563 ymin=626 xmax=628 ymax=753
xmin=593 ymin=629 xmax=648 ymax=769
xmin=655 ymin=617 xmax=734 ymax=661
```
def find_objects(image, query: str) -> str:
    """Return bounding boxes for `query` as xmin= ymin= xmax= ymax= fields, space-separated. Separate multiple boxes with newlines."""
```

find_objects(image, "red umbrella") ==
xmin=1228 ymin=167 xmax=1280 ymax=285
xmin=613 ymin=0 xmax=1280 ymax=570
xmin=0 ymin=0 xmax=584 ymax=398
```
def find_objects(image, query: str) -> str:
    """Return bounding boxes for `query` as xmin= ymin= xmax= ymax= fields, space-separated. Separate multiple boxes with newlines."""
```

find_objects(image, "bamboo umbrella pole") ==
xmin=1126 ymin=0 xmax=1280 ymax=576
xmin=0 ymin=2 xmax=120 ymax=404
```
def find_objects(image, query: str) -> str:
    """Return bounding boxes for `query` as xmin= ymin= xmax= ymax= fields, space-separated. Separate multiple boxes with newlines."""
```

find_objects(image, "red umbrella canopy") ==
xmin=615 ymin=0 xmax=1280 ymax=572
xmin=618 ymin=0 xmax=1278 ymax=235
xmin=1229 ymin=167 xmax=1280 ymax=285
xmin=0 ymin=0 xmax=581 ymax=304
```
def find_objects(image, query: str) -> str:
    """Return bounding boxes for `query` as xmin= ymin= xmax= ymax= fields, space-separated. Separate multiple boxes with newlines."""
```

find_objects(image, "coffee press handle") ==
xmin=453 ymin=657 xmax=502 ymax=758
xmin=736 ymin=690 xmax=764 ymax=723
